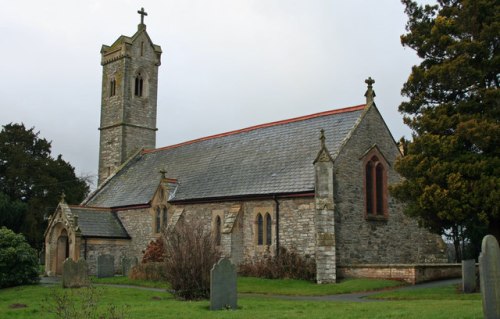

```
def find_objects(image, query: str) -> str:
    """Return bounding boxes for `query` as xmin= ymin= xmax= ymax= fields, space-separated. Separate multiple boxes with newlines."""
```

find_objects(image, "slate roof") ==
xmin=71 ymin=207 xmax=130 ymax=238
xmin=85 ymin=104 xmax=366 ymax=208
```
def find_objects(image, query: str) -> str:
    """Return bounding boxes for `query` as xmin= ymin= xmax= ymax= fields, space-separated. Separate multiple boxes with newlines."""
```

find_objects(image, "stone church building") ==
xmin=44 ymin=11 xmax=446 ymax=283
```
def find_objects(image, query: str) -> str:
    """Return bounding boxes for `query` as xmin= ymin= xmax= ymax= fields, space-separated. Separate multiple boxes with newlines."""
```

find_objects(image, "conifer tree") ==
xmin=391 ymin=0 xmax=499 ymax=260
xmin=0 ymin=123 xmax=89 ymax=249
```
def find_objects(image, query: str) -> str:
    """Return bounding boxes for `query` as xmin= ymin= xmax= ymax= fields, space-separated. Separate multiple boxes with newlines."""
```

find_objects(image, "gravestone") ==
xmin=479 ymin=235 xmax=500 ymax=319
xmin=62 ymin=258 xmax=90 ymax=288
xmin=97 ymin=254 xmax=115 ymax=278
xmin=462 ymin=259 xmax=477 ymax=293
xmin=121 ymin=256 xmax=138 ymax=277
xmin=210 ymin=258 xmax=237 ymax=310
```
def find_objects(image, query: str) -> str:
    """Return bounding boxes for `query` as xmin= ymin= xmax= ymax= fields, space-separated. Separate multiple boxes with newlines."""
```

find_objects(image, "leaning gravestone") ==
xmin=97 ymin=254 xmax=114 ymax=278
xmin=479 ymin=235 xmax=500 ymax=319
xmin=462 ymin=259 xmax=477 ymax=293
xmin=121 ymin=256 xmax=138 ymax=277
xmin=62 ymin=258 xmax=90 ymax=288
xmin=210 ymin=258 xmax=237 ymax=310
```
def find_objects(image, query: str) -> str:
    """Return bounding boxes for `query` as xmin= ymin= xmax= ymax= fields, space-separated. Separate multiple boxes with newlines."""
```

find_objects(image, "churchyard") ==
xmin=0 ymin=277 xmax=483 ymax=319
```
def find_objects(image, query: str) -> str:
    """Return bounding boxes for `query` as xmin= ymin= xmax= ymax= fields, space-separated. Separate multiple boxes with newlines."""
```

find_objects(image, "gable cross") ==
xmin=138 ymin=7 xmax=148 ymax=25
xmin=364 ymin=77 xmax=376 ymax=105
xmin=319 ymin=129 xmax=326 ymax=149
xmin=159 ymin=168 xmax=167 ymax=179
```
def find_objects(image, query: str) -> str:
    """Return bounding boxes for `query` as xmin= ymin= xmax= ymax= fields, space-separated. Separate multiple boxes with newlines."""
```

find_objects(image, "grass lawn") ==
xmin=0 ymin=279 xmax=483 ymax=319
xmin=91 ymin=276 xmax=404 ymax=296
xmin=237 ymin=277 xmax=404 ymax=295
xmin=369 ymin=284 xmax=482 ymax=301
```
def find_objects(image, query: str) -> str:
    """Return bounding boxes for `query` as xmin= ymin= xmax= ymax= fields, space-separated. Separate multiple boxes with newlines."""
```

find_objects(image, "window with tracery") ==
xmin=256 ymin=212 xmax=272 ymax=246
xmin=364 ymin=153 xmax=388 ymax=218
xmin=134 ymin=73 xmax=143 ymax=97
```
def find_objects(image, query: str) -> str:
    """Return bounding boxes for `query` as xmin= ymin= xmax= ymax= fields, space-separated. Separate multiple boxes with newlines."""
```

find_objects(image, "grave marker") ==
xmin=62 ymin=258 xmax=90 ymax=288
xmin=462 ymin=259 xmax=477 ymax=293
xmin=479 ymin=235 xmax=500 ymax=319
xmin=97 ymin=254 xmax=114 ymax=278
xmin=210 ymin=258 xmax=237 ymax=310
xmin=121 ymin=256 xmax=138 ymax=276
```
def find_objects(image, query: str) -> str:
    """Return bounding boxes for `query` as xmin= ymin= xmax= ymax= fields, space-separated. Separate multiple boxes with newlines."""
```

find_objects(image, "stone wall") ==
xmin=333 ymin=106 xmax=447 ymax=266
xmin=117 ymin=208 xmax=157 ymax=261
xmin=80 ymin=238 xmax=130 ymax=275
xmin=338 ymin=264 xmax=462 ymax=284
xmin=159 ymin=197 xmax=316 ymax=264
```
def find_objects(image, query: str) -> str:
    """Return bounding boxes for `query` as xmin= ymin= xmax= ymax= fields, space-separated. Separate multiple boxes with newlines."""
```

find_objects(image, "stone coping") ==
xmin=338 ymin=263 xmax=462 ymax=268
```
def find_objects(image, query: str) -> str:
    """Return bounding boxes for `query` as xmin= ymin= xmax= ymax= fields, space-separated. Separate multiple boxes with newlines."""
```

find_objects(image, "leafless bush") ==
xmin=129 ymin=262 xmax=168 ymax=281
xmin=239 ymin=247 xmax=316 ymax=281
xmin=163 ymin=219 xmax=221 ymax=300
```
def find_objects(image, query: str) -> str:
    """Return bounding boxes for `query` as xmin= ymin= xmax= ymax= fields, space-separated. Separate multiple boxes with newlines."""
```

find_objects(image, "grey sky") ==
xmin=0 ymin=1 xmax=430 ymax=189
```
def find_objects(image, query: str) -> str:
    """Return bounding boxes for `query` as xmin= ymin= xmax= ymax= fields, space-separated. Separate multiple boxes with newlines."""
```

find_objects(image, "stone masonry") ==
xmin=98 ymin=22 xmax=162 ymax=185
xmin=333 ymin=105 xmax=447 ymax=266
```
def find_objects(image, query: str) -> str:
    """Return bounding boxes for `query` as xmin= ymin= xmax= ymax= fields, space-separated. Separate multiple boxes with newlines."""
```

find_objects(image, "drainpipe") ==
xmin=273 ymin=195 xmax=280 ymax=256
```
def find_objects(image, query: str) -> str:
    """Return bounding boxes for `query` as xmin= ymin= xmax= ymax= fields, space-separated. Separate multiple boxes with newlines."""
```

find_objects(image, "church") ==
xmin=44 ymin=9 xmax=447 ymax=283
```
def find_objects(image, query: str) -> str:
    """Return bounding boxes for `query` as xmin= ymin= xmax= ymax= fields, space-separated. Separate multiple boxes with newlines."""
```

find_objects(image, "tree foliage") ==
xmin=0 ymin=227 xmax=40 ymax=288
xmin=391 ymin=0 xmax=500 ymax=260
xmin=0 ymin=123 xmax=89 ymax=249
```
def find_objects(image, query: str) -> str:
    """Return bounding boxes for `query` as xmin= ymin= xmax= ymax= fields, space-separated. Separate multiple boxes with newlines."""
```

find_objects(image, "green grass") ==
xmin=90 ymin=276 xmax=170 ymax=289
xmin=369 ymin=284 xmax=482 ymax=301
xmin=90 ymin=276 xmax=403 ymax=296
xmin=238 ymin=277 xmax=404 ymax=295
xmin=0 ymin=285 xmax=482 ymax=319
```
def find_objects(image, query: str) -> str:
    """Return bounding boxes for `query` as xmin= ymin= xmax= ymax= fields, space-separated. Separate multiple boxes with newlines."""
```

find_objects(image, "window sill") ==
xmin=365 ymin=215 xmax=388 ymax=222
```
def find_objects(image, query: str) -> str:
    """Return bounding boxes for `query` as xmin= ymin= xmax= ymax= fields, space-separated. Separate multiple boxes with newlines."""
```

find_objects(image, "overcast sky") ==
xmin=0 ymin=0 xmax=431 ymax=189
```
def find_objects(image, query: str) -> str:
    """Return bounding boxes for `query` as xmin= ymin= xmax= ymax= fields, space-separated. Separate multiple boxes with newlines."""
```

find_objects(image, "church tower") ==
xmin=98 ymin=8 xmax=162 ymax=185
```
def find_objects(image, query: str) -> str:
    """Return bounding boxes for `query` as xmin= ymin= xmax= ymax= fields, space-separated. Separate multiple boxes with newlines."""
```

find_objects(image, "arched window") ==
xmin=365 ymin=154 xmax=387 ymax=218
xmin=215 ymin=215 xmax=222 ymax=246
xmin=162 ymin=207 xmax=168 ymax=229
xmin=375 ymin=163 xmax=384 ymax=215
xmin=134 ymin=73 xmax=143 ymax=97
xmin=155 ymin=207 xmax=161 ymax=233
xmin=265 ymin=213 xmax=272 ymax=246
xmin=365 ymin=160 xmax=374 ymax=215
xmin=257 ymin=214 xmax=263 ymax=245
xmin=109 ymin=79 xmax=116 ymax=97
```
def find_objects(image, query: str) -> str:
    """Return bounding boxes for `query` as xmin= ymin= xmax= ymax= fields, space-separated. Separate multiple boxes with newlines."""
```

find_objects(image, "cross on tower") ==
xmin=138 ymin=7 xmax=148 ymax=25
xmin=365 ymin=77 xmax=375 ymax=88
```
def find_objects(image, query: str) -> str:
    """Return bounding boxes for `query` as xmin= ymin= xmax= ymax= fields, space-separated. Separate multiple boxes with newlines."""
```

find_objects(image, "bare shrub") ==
xmin=163 ymin=219 xmax=220 ymax=300
xmin=239 ymin=247 xmax=316 ymax=281
xmin=129 ymin=262 xmax=168 ymax=281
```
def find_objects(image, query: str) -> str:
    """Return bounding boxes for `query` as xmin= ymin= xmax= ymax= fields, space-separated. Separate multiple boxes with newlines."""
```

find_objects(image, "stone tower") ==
xmin=98 ymin=8 xmax=162 ymax=186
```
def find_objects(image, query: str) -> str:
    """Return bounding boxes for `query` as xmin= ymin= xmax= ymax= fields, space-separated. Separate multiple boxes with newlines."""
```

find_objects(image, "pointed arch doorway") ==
xmin=55 ymin=229 xmax=69 ymax=275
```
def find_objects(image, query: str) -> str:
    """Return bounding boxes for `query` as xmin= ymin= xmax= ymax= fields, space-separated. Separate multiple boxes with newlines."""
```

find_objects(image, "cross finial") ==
xmin=364 ymin=77 xmax=376 ymax=105
xmin=138 ymin=7 xmax=148 ymax=25
xmin=159 ymin=168 xmax=167 ymax=179
xmin=320 ymin=129 xmax=326 ymax=149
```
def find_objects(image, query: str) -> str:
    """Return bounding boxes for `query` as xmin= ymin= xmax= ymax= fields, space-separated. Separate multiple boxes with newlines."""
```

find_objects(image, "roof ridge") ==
xmin=143 ymin=104 xmax=365 ymax=154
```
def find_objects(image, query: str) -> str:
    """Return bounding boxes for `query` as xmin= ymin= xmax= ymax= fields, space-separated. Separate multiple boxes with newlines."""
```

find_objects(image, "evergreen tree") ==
xmin=0 ymin=123 xmax=89 ymax=249
xmin=391 ymin=0 xmax=499 ymax=260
